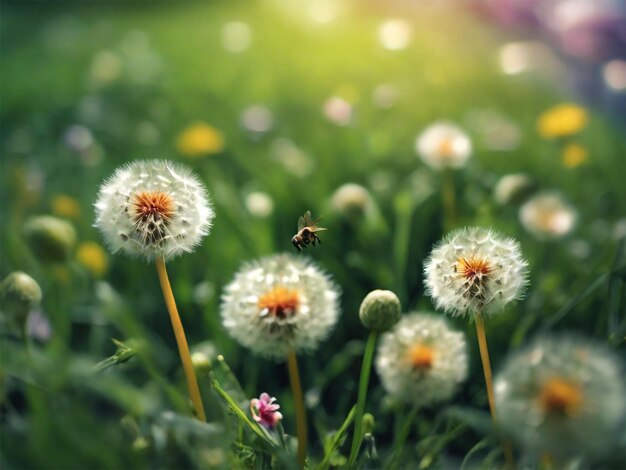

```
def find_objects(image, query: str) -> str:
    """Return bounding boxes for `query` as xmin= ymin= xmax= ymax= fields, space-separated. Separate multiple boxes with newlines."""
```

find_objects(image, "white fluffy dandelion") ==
xmin=519 ymin=192 xmax=577 ymax=239
xmin=495 ymin=335 xmax=625 ymax=461
xmin=375 ymin=312 xmax=468 ymax=405
xmin=416 ymin=122 xmax=472 ymax=170
xmin=94 ymin=160 xmax=213 ymax=260
xmin=221 ymin=253 xmax=340 ymax=360
xmin=424 ymin=227 xmax=528 ymax=317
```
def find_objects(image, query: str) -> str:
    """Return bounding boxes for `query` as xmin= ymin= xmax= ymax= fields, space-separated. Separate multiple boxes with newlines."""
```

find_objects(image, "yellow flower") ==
xmin=76 ymin=241 xmax=108 ymax=277
xmin=51 ymin=194 xmax=81 ymax=219
xmin=537 ymin=104 xmax=588 ymax=139
xmin=562 ymin=143 xmax=588 ymax=168
xmin=176 ymin=123 xmax=225 ymax=157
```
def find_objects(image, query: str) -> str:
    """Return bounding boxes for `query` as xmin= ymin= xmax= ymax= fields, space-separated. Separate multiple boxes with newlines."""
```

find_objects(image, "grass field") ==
xmin=1 ymin=2 xmax=625 ymax=469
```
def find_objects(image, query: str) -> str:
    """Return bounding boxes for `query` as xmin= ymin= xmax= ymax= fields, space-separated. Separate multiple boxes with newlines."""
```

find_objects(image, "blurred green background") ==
xmin=1 ymin=1 xmax=624 ymax=468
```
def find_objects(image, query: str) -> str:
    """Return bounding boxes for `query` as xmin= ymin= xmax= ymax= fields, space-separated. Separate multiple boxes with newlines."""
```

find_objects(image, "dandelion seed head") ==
xmin=94 ymin=160 xmax=213 ymax=261
xmin=424 ymin=227 xmax=528 ymax=317
xmin=221 ymin=253 xmax=340 ymax=360
xmin=375 ymin=313 xmax=467 ymax=405
xmin=495 ymin=335 xmax=625 ymax=460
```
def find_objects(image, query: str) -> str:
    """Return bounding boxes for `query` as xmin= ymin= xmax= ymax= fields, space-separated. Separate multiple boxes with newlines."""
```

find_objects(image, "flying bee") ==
xmin=292 ymin=210 xmax=327 ymax=252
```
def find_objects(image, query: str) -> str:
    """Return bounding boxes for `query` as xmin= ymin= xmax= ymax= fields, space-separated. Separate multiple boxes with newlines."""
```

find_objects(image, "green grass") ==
xmin=1 ymin=2 xmax=625 ymax=469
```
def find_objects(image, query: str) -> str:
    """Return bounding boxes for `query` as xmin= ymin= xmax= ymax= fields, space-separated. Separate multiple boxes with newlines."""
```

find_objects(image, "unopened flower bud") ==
xmin=23 ymin=215 xmax=76 ymax=262
xmin=0 ymin=271 xmax=42 ymax=323
xmin=362 ymin=413 xmax=375 ymax=435
xmin=359 ymin=289 xmax=401 ymax=331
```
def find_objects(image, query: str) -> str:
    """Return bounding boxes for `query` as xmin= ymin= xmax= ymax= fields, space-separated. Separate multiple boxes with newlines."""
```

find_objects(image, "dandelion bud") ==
xmin=23 ymin=215 xmax=76 ymax=263
xmin=0 ymin=271 xmax=42 ymax=324
xmin=362 ymin=413 xmax=375 ymax=435
xmin=359 ymin=289 xmax=401 ymax=332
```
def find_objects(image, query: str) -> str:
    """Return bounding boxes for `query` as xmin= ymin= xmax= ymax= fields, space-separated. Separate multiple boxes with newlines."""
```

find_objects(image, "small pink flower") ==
xmin=250 ymin=393 xmax=283 ymax=429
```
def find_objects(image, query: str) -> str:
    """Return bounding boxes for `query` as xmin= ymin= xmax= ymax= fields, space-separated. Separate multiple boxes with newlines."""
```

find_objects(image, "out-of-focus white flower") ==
xmin=424 ymin=227 xmax=528 ymax=317
xmin=221 ymin=254 xmax=340 ymax=360
xmin=467 ymin=110 xmax=521 ymax=151
xmin=222 ymin=22 xmax=251 ymax=53
xmin=602 ymin=59 xmax=626 ymax=92
xmin=64 ymin=125 xmax=94 ymax=153
xmin=240 ymin=105 xmax=274 ymax=133
xmin=376 ymin=313 xmax=467 ymax=405
xmin=245 ymin=191 xmax=274 ymax=218
xmin=270 ymin=138 xmax=314 ymax=178
xmin=372 ymin=84 xmax=398 ymax=108
xmin=94 ymin=160 xmax=213 ymax=261
xmin=89 ymin=50 xmax=122 ymax=86
xmin=493 ymin=173 xmax=533 ymax=205
xmin=495 ymin=335 xmax=625 ymax=461
xmin=416 ymin=122 xmax=472 ymax=170
xmin=323 ymin=96 xmax=352 ymax=126
xmin=378 ymin=19 xmax=412 ymax=50
xmin=331 ymin=183 xmax=373 ymax=218
xmin=519 ymin=192 xmax=577 ymax=239
xmin=498 ymin=42 xmax=554 ymax=76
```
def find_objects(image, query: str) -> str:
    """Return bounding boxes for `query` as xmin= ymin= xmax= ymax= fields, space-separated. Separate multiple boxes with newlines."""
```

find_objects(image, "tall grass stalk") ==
xmin=348 ymin=330 xmax=378 ymax=468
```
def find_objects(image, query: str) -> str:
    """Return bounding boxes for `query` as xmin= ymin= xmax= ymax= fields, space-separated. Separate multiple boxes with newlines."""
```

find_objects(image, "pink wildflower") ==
xmin=250 ymin=393 xmax=283 ymax=429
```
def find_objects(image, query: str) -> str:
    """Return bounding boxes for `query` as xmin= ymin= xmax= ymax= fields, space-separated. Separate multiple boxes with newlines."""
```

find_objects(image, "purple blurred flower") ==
xmin=250 ymin=393 xmax=283 ymax=429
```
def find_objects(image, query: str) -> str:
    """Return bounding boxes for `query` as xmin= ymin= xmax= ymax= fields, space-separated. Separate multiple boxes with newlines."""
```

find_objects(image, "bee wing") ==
xmin=307 ymin=226 xmax=327 ymax=233
xmin=298 ymin=215 xmax=307 ymax=231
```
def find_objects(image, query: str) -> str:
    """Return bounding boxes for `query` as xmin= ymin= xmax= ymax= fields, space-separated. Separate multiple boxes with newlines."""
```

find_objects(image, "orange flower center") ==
xmin=132 ymin=191 xmax=174 ymax=223
xmin=258 ymin=287 xmax=300 ymax=319
xmin=436 ymin=137 xmax=455 ymax=157
xmin=455 ymin=257 xmax=492 ymax=300
xmin=539 ymin=377 xmax=583 ymax=416
xmin=407 ymin=344 xmax=435 ymax=370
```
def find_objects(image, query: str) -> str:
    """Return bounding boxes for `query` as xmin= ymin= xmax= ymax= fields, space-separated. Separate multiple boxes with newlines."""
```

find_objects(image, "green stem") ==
xmin=348 ymin=330 xmax=378 ymax=468
xmin=389 ymin=404 xmax=420 ymax=470
xmin=442 ymin=169 xmax=456 ymax=232
xmin=156 ymin=257 xmax=206 ymax=422
xmin=287 ymin=350 xmax=307 ymax=468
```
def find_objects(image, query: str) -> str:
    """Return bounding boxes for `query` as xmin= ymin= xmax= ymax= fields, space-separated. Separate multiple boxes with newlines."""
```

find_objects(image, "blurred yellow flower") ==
xmin=51 ymin=194 xmax=81 ymax=219
xmin=562 ymin=143 xmax=588 ymax=168
xmin=176 ymin=123 xmax=225 ymax=157
xmin=537 ymin=104 xmax=588 ymax=139
xmin=77 ymin=241 xmax=108 ymax=277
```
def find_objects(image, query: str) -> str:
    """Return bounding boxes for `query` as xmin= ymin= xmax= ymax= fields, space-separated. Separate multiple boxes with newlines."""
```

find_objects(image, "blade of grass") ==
xmin=317 ymin=406 xmax=356 ymax=470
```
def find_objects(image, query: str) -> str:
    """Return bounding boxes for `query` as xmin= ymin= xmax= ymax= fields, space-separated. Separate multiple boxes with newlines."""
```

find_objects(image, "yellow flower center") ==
xmin=258 ymin=287 xmax=300 ymax=319
xmin=407 ymin=344 xmax=435 ymax=370
xmin=539 ymin=377 xmax=583 ymax=416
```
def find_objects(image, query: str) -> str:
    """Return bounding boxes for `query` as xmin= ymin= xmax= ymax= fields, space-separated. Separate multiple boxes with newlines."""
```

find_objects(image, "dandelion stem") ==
xmin=475 ymin=313 xmax=515 ymax=468
xmin=287 ymin=349 xmax=307 ymax=468
xmin=348 ymin=330 xmax=378 ymax=468
xmin=442 ymin=169 xmax=456 ymax=231
xmin=155 ymin=257 xmax=206 ymax=422
xmin=389 ymin=403 xmax=420 ymax=469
